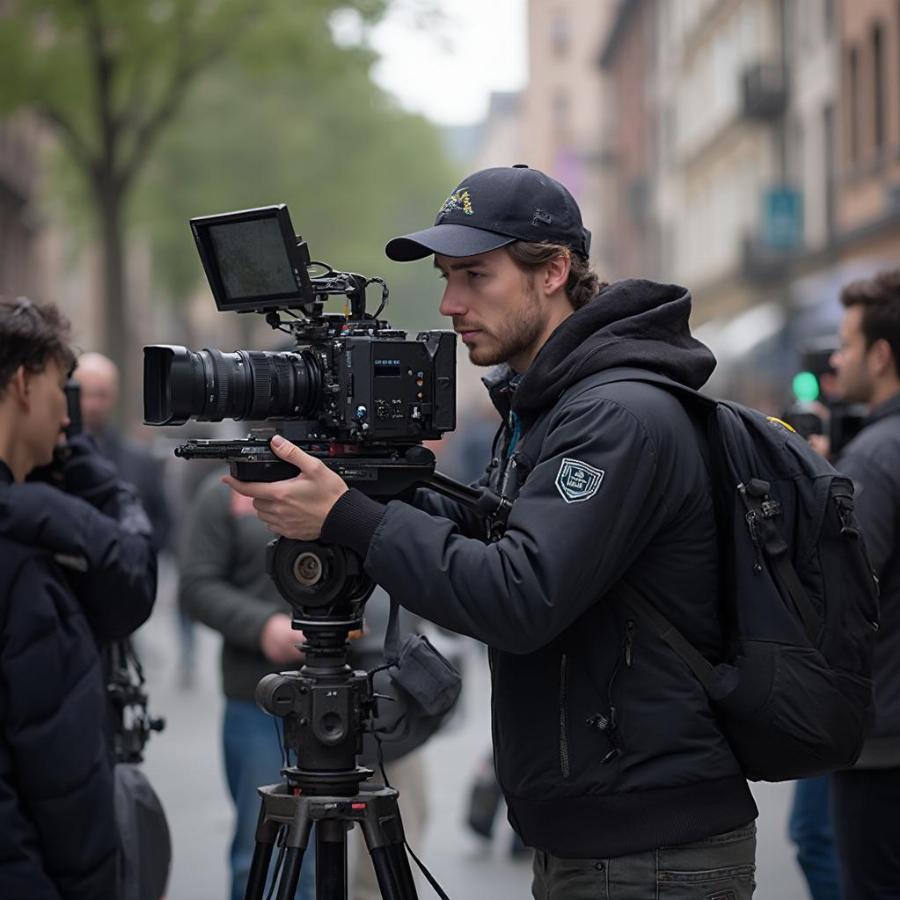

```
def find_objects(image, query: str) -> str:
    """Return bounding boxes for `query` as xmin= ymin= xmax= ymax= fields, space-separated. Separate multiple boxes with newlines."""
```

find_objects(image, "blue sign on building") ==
xmin=763 ymin=187 xmax=804 ymax=250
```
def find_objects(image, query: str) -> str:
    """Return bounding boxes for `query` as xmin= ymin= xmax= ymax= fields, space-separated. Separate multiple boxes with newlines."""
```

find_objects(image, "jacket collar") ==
xmin=867 ymin=391 xmax=900 ymax=426
xmin=482 ymin=365 xmax=522 ymax=422
xmin=0 ymin=459 xmax=13 ymax=486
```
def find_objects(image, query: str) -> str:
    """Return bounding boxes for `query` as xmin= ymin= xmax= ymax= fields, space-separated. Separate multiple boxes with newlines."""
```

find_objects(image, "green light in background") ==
xmin=793 ymin=371 xmax=820 ymax=403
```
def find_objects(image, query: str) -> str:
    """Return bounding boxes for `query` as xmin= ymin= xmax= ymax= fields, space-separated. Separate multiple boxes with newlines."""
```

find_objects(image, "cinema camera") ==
xmin=143 ymin=205 xmax=475 ymax=899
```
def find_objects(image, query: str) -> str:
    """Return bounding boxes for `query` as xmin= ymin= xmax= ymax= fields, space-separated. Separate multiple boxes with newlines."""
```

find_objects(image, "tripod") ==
xmin=245 ymin=539 xmax=420 ymax=900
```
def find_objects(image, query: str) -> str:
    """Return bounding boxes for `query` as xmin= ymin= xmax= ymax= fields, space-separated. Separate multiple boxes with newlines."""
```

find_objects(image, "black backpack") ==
xmin=524 ymin=368 xmax=880 ymax=782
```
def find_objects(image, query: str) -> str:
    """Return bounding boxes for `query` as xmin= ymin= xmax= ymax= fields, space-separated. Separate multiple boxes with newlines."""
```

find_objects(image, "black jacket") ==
xmin=0 ymin=458 xmax=156 ymax=898
xmin=836 ymin=392 xmax=900 ymax=765
xmin=323 ymin=280 xmax=757 ymax=857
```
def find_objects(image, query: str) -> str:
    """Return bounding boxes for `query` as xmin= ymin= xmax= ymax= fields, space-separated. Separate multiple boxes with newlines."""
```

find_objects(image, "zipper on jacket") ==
xmin=505 ymin=411 xmax=522 ymax=458
xmin=559 ymin=654 xmax=570 ymax=778
xmin=587 ymin=621 xmax=637 ymax=764
xmin=624 ymin=619 xmax=635 ymax=667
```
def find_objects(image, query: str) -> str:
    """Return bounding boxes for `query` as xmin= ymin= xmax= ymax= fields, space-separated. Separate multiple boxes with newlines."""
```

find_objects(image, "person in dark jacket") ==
xmin=827 ymin=270 xmax=900 ymax=899
xmin=226 ymin=166 xmax=758 ymax=897
xmin=0 ymin=298 xmax=157 ymax=899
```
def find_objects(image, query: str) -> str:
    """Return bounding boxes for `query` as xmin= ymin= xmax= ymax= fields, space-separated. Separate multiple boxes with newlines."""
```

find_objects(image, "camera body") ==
xmin=143 ymin=204 xmax=456 ymax=449
xmin=144 ymin=322 xmax=455 ymax=444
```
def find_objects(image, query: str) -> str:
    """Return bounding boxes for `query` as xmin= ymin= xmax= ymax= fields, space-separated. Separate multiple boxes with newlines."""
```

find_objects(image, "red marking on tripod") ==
xmin=351 ymin=803 xmax=367 ymax=810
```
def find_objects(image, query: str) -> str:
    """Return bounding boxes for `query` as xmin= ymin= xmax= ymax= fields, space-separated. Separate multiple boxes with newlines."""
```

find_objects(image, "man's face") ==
xmin=832 ymin=305 xmax=875 ymax=404
xmin=435 ymin=248 xmax=546 ymax=371
xmin=75 ymin=365 xmax=117 ymax=433
xmin=22 ymin=358 xmax=70 ymax=471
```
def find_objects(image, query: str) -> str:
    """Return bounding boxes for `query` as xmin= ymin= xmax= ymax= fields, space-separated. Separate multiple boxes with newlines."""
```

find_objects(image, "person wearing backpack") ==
xmin=228 ymin=165 xmax=760 ymax=898
xmin=826 ymin=270 xmax=900 ymax=899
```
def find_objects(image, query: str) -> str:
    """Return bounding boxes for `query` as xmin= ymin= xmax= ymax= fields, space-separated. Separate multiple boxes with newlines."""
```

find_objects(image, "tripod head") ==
xmin=256 ymin=536 xmax=377 ymax=796
xmin=243 ymin=440 xmax=495 ymax=801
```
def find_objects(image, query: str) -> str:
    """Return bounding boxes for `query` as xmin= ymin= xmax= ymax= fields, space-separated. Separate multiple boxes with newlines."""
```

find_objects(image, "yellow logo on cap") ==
xmin=439 ymin=189 xmax=474 ymax=218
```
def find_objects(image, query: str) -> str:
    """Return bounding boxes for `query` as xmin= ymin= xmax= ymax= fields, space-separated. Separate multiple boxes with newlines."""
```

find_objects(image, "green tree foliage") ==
xmin=134 ymin=58 xmax=457 ymax=340
xmin=0 ymin=0 xmax=416 ymax=412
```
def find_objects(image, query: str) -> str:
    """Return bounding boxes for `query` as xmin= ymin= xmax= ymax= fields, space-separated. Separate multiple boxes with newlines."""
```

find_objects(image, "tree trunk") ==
xmin=96 ymin=176 xmax=132 ymax=428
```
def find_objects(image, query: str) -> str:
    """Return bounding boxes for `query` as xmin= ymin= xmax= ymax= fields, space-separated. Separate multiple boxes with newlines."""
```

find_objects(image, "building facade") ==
xmin=524 ymin=0 xmax=615 ymax=270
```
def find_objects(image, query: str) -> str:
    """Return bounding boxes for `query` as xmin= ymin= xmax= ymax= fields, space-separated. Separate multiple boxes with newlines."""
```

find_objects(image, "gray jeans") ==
xmin=531 ymin=821 xmax=756 ymax=899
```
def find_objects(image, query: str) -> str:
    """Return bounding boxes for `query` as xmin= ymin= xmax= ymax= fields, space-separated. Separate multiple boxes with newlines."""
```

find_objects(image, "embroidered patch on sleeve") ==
xmin=555 ymin=458 xmax=605 ymax=504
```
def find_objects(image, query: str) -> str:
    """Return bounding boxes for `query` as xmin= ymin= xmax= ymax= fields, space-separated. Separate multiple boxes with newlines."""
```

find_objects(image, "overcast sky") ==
xmin=368 ymin=0 xmax=528 ymax=127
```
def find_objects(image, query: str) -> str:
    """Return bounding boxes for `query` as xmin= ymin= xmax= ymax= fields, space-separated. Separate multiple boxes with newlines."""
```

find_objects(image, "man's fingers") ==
xmin=222 ymin=474 xmax=274 ymax=498
xmin=270 ymin=434 xmax=318 ymax=470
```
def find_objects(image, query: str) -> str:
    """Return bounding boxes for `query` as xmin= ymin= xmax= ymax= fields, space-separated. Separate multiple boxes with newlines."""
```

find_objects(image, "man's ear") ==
xmin=9 ymin=366 xmax=31 ymax=409
xmin=870 ymin=338 xmax=895 ymax=379
xmin=541 ymin=253 xmax=571 ymax=297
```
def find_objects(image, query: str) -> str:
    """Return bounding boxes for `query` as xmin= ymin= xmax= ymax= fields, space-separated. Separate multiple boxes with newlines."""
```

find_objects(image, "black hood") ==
xmin=506 ymin=279 xmax=716 ymax=423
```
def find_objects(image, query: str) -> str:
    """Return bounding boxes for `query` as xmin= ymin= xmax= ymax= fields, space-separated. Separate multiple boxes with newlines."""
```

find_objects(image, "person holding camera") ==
xmin=825 ymin=270 xmax=900 ymax=898
xmin=0 ymin=298 xmax=157 ymax=899
xmin=228 ymin=165 xmax=758 ymax=897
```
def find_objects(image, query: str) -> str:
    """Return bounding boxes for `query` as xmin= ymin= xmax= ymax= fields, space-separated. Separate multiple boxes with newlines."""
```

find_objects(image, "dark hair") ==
xmin=0 ymin=297 xmax=76 ymax=398
xmin=840 ymin=269 xmax=900 ymax=376
xmin=506 ymin=241 xmax=607 ymax=311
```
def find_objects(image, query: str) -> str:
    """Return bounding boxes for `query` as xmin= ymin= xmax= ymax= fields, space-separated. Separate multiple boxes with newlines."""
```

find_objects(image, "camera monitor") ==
xmin=190 ymin=205 xmax=317 ymax=313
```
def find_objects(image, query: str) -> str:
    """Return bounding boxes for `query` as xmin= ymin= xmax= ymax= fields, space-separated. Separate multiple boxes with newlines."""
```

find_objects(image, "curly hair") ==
xmin=505 ymin=241 xmax=607 ymax=311
xmin=0 ymin=298 xmax=76 ymax=398
xmin=840 ymin=269 xmax=900 ymax=375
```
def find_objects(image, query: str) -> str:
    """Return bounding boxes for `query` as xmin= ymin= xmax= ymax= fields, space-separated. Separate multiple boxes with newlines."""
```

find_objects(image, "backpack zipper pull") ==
xmin=744 ymin=509 xmax=764 ymax=572
xmin=624 ymin=620 xmax=635 ymax=667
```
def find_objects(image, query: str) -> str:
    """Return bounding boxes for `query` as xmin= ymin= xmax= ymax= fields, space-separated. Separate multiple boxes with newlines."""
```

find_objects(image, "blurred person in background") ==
xmin=74 ymin=352 xmax=192 ymax=683
xmin=0 ymin=298 xmax=157 ymax=898
xmin=826 ymin=270 xmax=900 ymax=899
xmin=75 ymin=351 xmax=173 ymax=551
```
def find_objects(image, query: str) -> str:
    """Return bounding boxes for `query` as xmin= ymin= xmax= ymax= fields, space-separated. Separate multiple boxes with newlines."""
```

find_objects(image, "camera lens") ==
xmin=143 ymin=345 xmax=322 ymax=425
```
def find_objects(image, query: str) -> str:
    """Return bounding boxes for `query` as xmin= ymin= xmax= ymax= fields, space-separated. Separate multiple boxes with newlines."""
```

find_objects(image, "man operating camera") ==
xmin=229 ymin=165 xmax=758 ymax=898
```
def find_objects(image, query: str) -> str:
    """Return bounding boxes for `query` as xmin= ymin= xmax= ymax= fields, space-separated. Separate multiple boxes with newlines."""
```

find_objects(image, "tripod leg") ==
xmin=275 ymin=847 xmax=305 ymax=900
xmin=363 ymin=794 xmax=418 ymax=900
xmin=246 ymin=802 xmax=281 ymax=900
xmin=371 ymin=842 xmax=418 ymax=900
xmin=316 ymin=818 xmax=348 ymax=900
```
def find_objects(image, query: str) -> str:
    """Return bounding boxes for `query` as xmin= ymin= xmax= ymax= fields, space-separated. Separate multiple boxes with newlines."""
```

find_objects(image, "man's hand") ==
xmin=222 ymin=435 xmax=348 ymax=540
xmin=808 ymin=433 xmax=832 ymax=461
xmin=259 ymin=613 xmax=306 ymax=665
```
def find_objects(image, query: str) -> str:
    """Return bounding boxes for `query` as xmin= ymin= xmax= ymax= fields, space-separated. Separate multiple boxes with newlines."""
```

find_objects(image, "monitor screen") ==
xmin=208 ymin=216 xmax=299 ymax=303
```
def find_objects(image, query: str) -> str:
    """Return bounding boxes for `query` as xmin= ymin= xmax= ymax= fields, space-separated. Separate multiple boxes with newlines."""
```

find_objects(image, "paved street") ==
xmin=140 ymin=572 xmax=809 ymax=899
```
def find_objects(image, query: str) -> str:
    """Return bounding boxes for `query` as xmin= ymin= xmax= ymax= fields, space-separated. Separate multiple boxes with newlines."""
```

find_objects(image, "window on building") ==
xmin=551 ymin=11 xmax=571 ymax=58
xmin=823 ymin=103 xmax=836 ymax=239
xmin=552 ymin=89 xmax=570 ymax=134
xmin=824 ymin=0 xmax=835 ymax=38
xmin=872 ymin=22 xmax=886 ymax=155
xmin=848 ymin=46 xmax=860 ymax=167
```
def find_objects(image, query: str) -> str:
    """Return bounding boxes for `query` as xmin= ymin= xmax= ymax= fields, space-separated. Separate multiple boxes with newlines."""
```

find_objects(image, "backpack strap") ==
xmin=616 ymin=581 xmax=718 ymax=694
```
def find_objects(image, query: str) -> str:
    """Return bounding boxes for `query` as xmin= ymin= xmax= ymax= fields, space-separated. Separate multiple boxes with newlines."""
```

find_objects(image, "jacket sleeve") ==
xmin=837 ymin=445 xmax=897 ymax=578
xmin=0 ymin=483 xmax=156 ymax=640
xmin=325 ymin=396 xmax=669 ymax=653
xmin=178 ymin=477 xmax=282 ymax=653
xmin=408 ymin=466 xmax=493 ymax=540
xmin=0 ymin=558 xmax=117 ymax=899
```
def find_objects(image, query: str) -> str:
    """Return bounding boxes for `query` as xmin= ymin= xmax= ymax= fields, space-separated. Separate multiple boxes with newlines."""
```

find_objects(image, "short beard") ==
xmin=468 ymin=278 xmax=545 ymax=368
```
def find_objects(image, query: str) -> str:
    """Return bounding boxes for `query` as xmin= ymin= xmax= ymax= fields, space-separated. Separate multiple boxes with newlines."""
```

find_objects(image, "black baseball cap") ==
xmin=385 ymin=164 xmax=591 ymax=262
